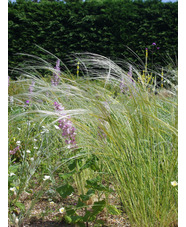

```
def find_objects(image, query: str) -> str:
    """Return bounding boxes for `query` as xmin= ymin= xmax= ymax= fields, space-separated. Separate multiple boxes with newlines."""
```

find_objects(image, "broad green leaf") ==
xmin=59 ymin=170 xmax=75 ymax=180
xmin=76 ymin=198 xmax=85 ymax=208
xmin=56 ymin=184 xmax=74 ymax=198
xmin=66 ymin=208 xmax=76 ymax=216
xmin=64 ymin=215 xmax=72 ymax=224
xmin=15 ymin=202 xmax=25 ymax=211
xmin=86 ymin=179 xmax=114 ymax=192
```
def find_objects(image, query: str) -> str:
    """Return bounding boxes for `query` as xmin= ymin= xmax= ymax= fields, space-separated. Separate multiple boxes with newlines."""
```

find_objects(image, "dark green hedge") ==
xmin=8 ymin=0 xmax=177 ymax=77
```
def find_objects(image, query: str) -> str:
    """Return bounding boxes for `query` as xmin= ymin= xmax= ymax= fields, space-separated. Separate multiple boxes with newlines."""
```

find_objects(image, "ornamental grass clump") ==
xmin=9 ymin=51 xmax=177 ymax=227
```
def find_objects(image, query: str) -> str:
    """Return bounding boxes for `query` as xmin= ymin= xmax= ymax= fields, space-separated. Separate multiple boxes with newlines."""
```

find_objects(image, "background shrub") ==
xmin=8 ymin=0 xmax=178 ymax=78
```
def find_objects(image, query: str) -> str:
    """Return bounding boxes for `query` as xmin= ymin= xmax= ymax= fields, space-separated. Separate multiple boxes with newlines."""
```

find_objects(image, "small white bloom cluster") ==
xmin=59 ymin=207 xmax=65 ymax=214
xmin=43 ymin=175 xmax=51 ymax=181
xmin=41 ymin=126 xmax=49 ymax=134
xmin=171 ymin=181 xmax=178 ymax=187
xmin=54 ymin=125 xmax=60 ymax=130
xmin=10 ymin=187 xmax=16 ymax=192
xmin=16 ymin=141 xmax=21 ymax=146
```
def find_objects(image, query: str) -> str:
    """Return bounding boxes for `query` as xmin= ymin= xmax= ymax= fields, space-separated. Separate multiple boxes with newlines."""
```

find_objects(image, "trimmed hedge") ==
xmin=8 ymin=0 xmax=177 ymax=77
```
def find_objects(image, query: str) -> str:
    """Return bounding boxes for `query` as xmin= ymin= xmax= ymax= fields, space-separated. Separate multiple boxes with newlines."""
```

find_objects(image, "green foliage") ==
xmin=8 ymin=0 xmax=177 ymax=77
xmin=56 ymin=183 xmax=75 ymax=198
xmin=8 ymin=54 xmax=177 ymax=226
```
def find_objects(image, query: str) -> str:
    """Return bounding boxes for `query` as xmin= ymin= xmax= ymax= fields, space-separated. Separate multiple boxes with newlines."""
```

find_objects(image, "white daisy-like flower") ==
xmin=54 ymin=125 xmax=60 ymax=130
xmin=50 ymin=201 xmax=55 ymax=205
xmin=59 ymin=207 xmax=65 ymax=214
xmin=16 ymin=141 xmax=21 ymax=146
xmin=9 ymin=96 xmax=14 ymax=104
xmin=171 ymin=181 xmax=178 ymax=187
xmin=10 ymin=187 xmax=16 ymax=192
xmin=41 ymin=129 xmax=49 ymax=134
xmin=15 ymin=217 xmax=19 ymax=224
xmin=12 ymin=213 xmax=19 ymax=224
xmin=26 ymin=150 xmax=31 ymax=153
xmin=43 ymin=175 xmax=51 ymax=181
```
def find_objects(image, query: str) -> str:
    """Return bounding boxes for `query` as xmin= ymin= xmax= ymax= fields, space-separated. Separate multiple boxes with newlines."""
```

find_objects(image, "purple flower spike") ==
xmin=51 ymin=59 xmax=61 ymax=86
xmin=9 ymin=146 xmax=20 ymax=155
xmin=55 ymin=59 xmax=60 ymax=71
xmin=152 ymin=42 xmax=156 ymax=46
xmin=29 ymin=80 xmax=35 ymax=93
xmin=54 ymin=102 xmax=64 ymax=111
xmin=54 ymin=102 xmax=77 ymax=149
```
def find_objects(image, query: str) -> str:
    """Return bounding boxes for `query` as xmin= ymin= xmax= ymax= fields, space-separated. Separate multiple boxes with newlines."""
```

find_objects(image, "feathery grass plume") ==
xmin=9 ymin=50 xmax=177 ymax=226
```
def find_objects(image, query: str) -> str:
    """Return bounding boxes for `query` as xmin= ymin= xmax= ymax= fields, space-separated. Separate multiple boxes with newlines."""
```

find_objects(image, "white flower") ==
xmin=59 ymin=207 xmax=65 ymax=214
xmin=26 ymin=150 xmax=31 ymax=153
xmin=41 ymin=129 xmax=49 ymax=134
xmin=12 ymin=213 xmax=19 ymax=225
xmin=17 ymin=127 xmax=21 ymax=131
xmin=171 ymin=181 xmax=178 ymax=187
xmin=9 ymin=173 xmax=15 ymax=177
xmin=16 ymin=141 xmax=21 ymax=146
xmin=34 ymin=138 xmax=37 ymax=141
xmin=54 ymin=125 xmax=60 ymax=130
xmin=10 ymin=187 xmax=16 ymax=192
xmin=15 ymin=217 xmax=19 ymax=224
xmin=9 ymin=96 xmax=14 ymax=104
xmin=30 ymin=157 xmax=34 ymax=161
xmin=33 ymin=147 xmax=38 ymax=149
xmin=50 ymin=201 xmax=55 ymax=205
xmin=43 ymin=175 xmax=51 ymax=181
